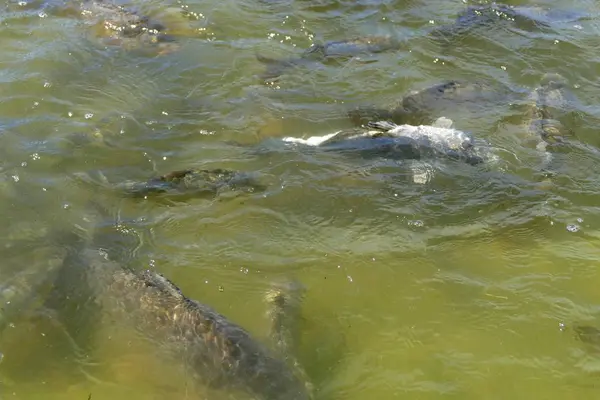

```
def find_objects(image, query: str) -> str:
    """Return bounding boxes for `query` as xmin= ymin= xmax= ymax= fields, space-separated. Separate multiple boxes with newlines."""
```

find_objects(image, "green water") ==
xmin=2 ymin=0 xmax=600 ymax=398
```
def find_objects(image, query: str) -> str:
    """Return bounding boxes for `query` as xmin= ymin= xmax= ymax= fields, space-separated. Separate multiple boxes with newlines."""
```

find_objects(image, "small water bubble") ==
xmin=161 ymin=111 xmax=169 ymax=115
xmin=429 ymin=20 xmax=435 ymax=24
xmin=500 ymin=65 xmax=507 ymax=71
xmin=63 ymin=203 xmax=70 ymax=209
xmin=148 ymin=259 xmax=156 ymax=268
xmin=84 ymin=113 xmax=93 ymax=119
xmin=566 ymin=224 xmax=580 ymax=233
xmin=577 ymin=217 xmax=583 ymax=223
xmin=38 ymin=11 xmax=47 ymax=18
xmin=33 ymin=101 xmax=39 ymax=107
xmin=218 ymin=285 xmax=224 ymax=292
xmin=17 ymin=1 xmax=27 ymax=5
xmin=408 ymin=220 xmax=424 ymax=227
xmin=204 ymin=280 xmax=209 ymax=284
xmin=43 ymin=82 xmax=51 ymax=88
xmin=21 ymin=162 xmax=27 ymax=167
xmin=67 ymin=111 xmax=73 ymax=117
xmin=347 ymin=275 xmax=353 ymax=283
xmin=11 ymin=175 xmax=19 ymax=182
xmin=553 ymin=40 xmax=559 ymax=44
xmin=240 ymin=267 xmax=249 ymax=274
xmin=162 ymin=156 xmax=167 ymax=161
xmin=31 ymin=153 xmax=40 ymax=161
xmin=559 ymin=322 xmax=566 ymax=331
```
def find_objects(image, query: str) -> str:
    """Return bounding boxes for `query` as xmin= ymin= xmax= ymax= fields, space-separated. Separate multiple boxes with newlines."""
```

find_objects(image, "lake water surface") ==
xmin=2 ymin=0 xmax=600 ymax=399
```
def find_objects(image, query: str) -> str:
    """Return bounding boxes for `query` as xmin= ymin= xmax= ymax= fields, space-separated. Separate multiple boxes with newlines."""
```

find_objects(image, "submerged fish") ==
xmin=115 ymin=168 xmax=268 ymax=201
xmin=257 ymin=35 xmax=403 ymax=80
xmin=521 ymin=73 xmax=576 ymax=147
xmin=348 ymin=79 xmax=515 ymax=127
xmin=501 ymin=73 xmax=580 ymax=175
xmin=79 ymin=0 xmax=180 ymax=53
xmin=44 ymin=0 xmax=188 ymax=54
xmin=257 ymin=3 xmax=588 ymax=80
xmin=431 ymin=2 xmax=589 ymax=43
xmin=44 ymin=222 xmax=313 ymax=400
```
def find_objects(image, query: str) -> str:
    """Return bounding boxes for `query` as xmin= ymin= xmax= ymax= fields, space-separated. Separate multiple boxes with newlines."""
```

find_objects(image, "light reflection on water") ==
xmin=1 ymin=0 xmax=600 ymax=398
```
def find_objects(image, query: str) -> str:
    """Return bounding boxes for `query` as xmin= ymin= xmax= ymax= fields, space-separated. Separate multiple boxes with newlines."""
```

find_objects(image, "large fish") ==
xmin=43 ymin=214 xmax=312 ymax=399
xmin=279 ymin=116 xmax=495 ymax=166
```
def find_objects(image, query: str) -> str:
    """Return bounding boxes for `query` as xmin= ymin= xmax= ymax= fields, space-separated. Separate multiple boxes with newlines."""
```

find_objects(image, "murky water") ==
xmin=2 ymin=0 xmax=600 ymax=398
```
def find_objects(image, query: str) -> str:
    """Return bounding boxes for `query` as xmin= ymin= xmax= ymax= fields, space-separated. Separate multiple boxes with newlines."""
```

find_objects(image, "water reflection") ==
xmin=2 ymin=0 xmax=600 ymax=398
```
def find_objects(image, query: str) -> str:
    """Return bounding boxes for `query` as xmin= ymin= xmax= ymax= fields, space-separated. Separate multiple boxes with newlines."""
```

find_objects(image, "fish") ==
xmin=43 ymin=216 xmax=312 ymax=399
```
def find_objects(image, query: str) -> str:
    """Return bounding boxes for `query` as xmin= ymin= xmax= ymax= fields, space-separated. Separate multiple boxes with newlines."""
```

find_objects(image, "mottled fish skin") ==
xmin=116 ymin=168 xmax=267 ymax=200
xmin=46 ymin=227 xmax=313 ymax=400
xmin=508 ymin=73 xmax=580 ymax=178
xmin=523 ymin=73 xmax=575 ymax=146
xmin=257 ymin=35 xmax=403 ymax=80
xmin=49 ymin=0 xmax=181 ymax=54
xmin=105 ymin=270 xmax=312 ymax=399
